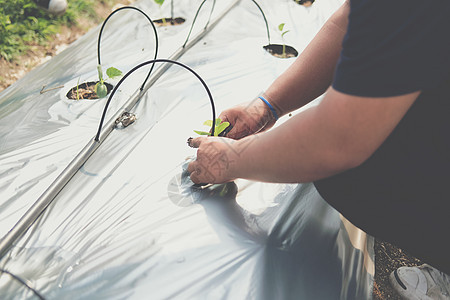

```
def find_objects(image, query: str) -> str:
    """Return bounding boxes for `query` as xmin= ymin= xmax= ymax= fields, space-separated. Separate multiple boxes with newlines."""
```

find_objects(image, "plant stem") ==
xmin=97 ymin=64 xmax=104 ymax=83
xmin=76 ymin=77 xmax=80 ymax=100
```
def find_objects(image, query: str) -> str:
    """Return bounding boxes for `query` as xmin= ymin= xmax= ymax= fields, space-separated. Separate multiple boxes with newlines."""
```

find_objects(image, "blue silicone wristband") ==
xmin=258 ymin=96 xmax=279 ymax=120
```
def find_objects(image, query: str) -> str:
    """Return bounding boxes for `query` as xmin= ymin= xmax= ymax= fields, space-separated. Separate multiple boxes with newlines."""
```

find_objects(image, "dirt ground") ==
xmin=0 ymin=0 xmax=134 ymax=93
xmin=373 ymin=239 xmax=423 ymax=299
xmin=0 ymin=2 xmax=425 ymax=299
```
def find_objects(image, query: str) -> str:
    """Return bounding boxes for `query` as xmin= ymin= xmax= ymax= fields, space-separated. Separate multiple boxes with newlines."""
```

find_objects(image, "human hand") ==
xmin=219 ymin=96 xmax=278 ymax=140
xmin=187 ymin=136 xmax=238 ymax=184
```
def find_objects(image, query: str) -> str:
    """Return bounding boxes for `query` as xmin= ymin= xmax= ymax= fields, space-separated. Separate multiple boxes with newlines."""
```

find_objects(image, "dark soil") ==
xmin=374 ymin=239 xmax=424 ymax=299
xmin=66 ymin=81 xmax=113 ymax=100
xmin=263 ymin=44 xmax=298 ymax=59
xmin=153 ymin=17 xmax=185 ymax=26
xmin=294 ymin=0 xmax=315 ymax=7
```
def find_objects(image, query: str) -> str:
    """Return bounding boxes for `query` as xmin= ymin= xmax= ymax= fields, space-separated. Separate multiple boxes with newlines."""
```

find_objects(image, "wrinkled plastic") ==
xmin=0 ymin=0 xmax=374 ymax=299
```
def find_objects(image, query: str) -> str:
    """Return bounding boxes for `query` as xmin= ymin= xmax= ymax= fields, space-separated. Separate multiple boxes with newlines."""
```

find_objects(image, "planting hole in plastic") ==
xmin=263 ymin=44 xmax=298 ymax=58
xmin=294 ymin=0 xmax=315 ymax=7
xmin=66 ymin=6 xmax=159 ymax=100
xmin=154 ymin=0 xmax=186 ymax=27
xmin=66 ymin=81 xmax=114 ymax=100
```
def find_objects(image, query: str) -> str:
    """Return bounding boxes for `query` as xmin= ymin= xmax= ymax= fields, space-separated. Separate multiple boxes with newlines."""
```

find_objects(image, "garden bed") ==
xmin=2 ymin=0 xmax=417 ymax=299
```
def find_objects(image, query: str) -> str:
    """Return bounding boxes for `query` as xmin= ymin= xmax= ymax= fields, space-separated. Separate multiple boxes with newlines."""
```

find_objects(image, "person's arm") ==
xmin=188 ymin=88 xmax=419 ymax=184
xmin=264 ymin=0 xmax=350 ymax=117
xmin=219 ymin=1 xmax=350 ymax=139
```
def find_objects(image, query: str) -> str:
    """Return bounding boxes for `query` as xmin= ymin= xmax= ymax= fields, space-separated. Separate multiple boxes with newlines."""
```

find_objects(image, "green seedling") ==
xmin=278 ymin=23 xmax=290 ymax=58
xmin=95 ymin=65 xmax=122 ymax=98
xmin=154 ymin=0 xmax=167 ymax=26
xmin=194 ymin=118 xmax=230 ymax=136
xmin=76 ymin=77 xmax=81 ymax=100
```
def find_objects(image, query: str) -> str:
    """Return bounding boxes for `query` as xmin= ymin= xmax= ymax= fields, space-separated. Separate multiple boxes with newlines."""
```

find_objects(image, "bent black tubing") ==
xmin=97 ymin=6 xmax=159 ymax=91
xmin=183 ymin=0 xmax=216 ymax=48
xmin=184 ymin=0 xmax=270 ymax=47
xmin=250 ymin=0 xmax=271 ymax=44
xmin=95 ymin=59 xmax=216 ymax=141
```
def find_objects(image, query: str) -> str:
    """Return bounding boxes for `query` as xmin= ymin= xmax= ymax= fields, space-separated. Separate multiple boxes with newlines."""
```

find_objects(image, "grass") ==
xmin=0 ymin=0 xmax=116 ymax=61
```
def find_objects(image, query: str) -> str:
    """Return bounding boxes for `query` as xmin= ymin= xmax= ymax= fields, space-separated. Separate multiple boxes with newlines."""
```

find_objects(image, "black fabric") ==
xmin=333 ymin=0 xmax=450 ymax=97
xmin=314 ymin=0 xmax=450 ymax=274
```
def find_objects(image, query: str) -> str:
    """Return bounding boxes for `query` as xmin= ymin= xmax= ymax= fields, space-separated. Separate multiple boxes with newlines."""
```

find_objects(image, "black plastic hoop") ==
xmin=183 ymin=0 xmax=217 ymax=47
xmin=95 ymin=59 xmax=217 ymax=141
xmin=97 ymin=6 xmax=159 ymax=91
xmin=184 ymin=0 xmax=270 ymax=47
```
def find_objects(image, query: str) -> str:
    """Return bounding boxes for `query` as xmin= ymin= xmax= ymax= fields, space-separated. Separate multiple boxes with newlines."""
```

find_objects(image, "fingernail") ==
xmin=187 ymin=137 xmax=194 ymax=147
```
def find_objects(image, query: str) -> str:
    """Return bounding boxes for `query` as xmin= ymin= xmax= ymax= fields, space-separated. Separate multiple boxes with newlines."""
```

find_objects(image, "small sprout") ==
xmin=278 ymin=23 xmax=290 ymax=58
xmin=95 ymin=65 xmax=122 ymax=98
xmin=194 ymin=118 xmax=230 ymax=136
xmin=154 ymin=0 xmax=167 ymax=25
xmin=76 ymin=77 xmax=81 ymax=100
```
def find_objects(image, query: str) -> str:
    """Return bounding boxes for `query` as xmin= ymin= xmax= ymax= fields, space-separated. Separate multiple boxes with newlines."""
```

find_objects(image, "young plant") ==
xmin=194 ymin=118 xmax=230 ymax=136
xmin=154 ymin=0 xmax=167 ymax=26
xmin=95 ymin=65 xmax=122 ymax=98
xmin=278 ymin=23 xmax=290 ymax=58
xmin=76 ymin=77 xmax=81 ymax=100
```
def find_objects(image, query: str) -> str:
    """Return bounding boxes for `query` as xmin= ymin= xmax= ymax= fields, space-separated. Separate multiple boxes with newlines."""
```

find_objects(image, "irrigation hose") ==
xmin=0 ymin=0 xmax=241 ymax=264
xmin=97 ymin=6 xmax=159 ymax=91
xmin=183 ymin=0 xmax=217 ymax=47
xmin=95 ymin=58 xmax=217 ymax=141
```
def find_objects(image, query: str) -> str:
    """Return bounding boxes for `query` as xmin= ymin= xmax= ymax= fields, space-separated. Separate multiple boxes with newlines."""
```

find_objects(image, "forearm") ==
xmin=264 ymin=1 xmax=350 ymax=117
xmin=231 ymin=87 xmax=418 ymax=183
xmin=232 ymin=105 xmax=343 ymax=183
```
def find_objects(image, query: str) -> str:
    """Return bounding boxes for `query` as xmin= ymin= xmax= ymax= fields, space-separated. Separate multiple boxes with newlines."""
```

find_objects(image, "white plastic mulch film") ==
xmin=0 ymin=0 xmax=375 ymax=299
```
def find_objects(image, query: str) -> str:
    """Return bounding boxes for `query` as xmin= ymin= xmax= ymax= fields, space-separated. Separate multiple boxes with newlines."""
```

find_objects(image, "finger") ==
xmin=188 ymin=136 xmax=206 ymax=148
xmin=226 ymin=120 xmax=252 ymax=140
xmin=187 ymin=160 xmax=196 ymax=175
xmin=223 ymin=128 xmax=236 ymax=139
xmin=218 ymin=112 xmax=231 ymax=124
xmin=216 ymin=113 xmax=231 ymax=137
xmin=189 ymin=171 xmax=202 ymax=184
xmin=188 ymin=165 xmax=205 ymax=184
xmin=187 ymin=160 xmax=203 ymax=175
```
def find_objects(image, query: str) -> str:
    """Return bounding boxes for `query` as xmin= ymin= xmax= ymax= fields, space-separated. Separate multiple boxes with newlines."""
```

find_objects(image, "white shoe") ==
xmin=390 ymin=264 xmax=450 ymax=300
xmin=35 ymin=0 xmax=67 ymax=15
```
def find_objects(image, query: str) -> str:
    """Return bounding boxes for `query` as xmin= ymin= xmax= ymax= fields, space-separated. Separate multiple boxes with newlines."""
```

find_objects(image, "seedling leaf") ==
xmin=215 ymin=121 xmax=230 ymax=136
xmin=281 ymin=30 xmax=290 ymax=38
xmin=106 ymin=67 xmax=122 ymax=79
xmin=193 ymin=130 xmax=210 ymax=135
xmin=194 ymin=118 xmax=230 ymax=136
xmin=278 ymin=23 xmax=285 ymax=31
xmin=154 ymin=0 xmax=165 ymax=6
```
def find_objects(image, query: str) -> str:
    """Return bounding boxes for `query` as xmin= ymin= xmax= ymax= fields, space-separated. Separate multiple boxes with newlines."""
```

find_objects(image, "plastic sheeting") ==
xmin=0 ymin=0 xmax=374 ymax=298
